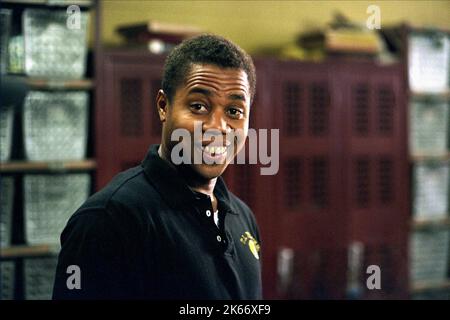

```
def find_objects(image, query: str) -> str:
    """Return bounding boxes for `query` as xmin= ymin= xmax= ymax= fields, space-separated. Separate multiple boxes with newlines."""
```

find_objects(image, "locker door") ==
xmin=339 ymin=63 xmax=408 ymax=299
xmin=271 ymin=61 xmax=346 ymax=299
xmin=96 ymin=51 xmax=165 ymax=189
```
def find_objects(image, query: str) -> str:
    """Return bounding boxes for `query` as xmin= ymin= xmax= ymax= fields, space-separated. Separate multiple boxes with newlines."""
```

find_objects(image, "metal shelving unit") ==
xmin=0 ymin=0 xmax=100 ymax=300
xmin=401 ymin=24 xmax=450 ymax=299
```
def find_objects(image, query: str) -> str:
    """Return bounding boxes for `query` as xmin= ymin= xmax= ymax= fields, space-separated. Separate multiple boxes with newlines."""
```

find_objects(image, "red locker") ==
xmin=268 ymin=61 xmax=347 ymax=299
xmin=264 ymin=60 xmax=408 ymax=299
xmin=338 ymin=62 xmax=409 ymax=299
xmin=95 ymin=50 xmax=166 ymax=189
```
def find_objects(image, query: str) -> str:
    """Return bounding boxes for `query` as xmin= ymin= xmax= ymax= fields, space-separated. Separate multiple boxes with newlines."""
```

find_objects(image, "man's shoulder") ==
xmin=77 ymin=164 xmax=161 ymax=215
xmin=64 ymin=164 xmax=164 ymax=238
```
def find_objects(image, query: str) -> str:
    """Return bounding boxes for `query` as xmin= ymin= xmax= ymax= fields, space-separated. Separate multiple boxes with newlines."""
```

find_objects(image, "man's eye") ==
xmin=227 ymin=108 xmax=244 ymax=118
xmin=190 ymin=103 xmax=208 ymax=113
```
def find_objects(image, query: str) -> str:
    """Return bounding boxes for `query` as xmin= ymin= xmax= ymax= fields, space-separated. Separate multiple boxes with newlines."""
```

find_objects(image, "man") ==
xmin=52 ymin=34 xmax=262 ymax=299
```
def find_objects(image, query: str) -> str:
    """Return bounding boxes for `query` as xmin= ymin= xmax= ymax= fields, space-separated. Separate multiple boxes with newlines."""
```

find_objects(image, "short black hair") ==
xmin=162 ymin=34 xmax=256 ymax=104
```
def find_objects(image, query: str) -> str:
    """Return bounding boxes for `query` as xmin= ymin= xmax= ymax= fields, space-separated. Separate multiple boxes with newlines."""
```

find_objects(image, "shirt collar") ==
xmin=141 ymin=144 xmax=238 ymax=215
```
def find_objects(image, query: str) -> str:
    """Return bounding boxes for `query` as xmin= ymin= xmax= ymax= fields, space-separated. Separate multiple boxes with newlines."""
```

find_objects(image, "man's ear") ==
xmin=156 ymin=89 xmax=168 ymax=122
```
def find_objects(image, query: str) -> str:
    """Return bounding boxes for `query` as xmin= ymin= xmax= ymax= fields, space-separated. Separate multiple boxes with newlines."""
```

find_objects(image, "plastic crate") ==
xmin=24 ymin=173 xmax=90 ymax=245
xmin=0 ymin=9 xmax=12 ymax=74
xmin=410 ymin=100 xmax=449 ymax=156
xmin=0 ymin=176 xmax=14 ymax=248
xmin=410 ymin=230 xmax=450 ymax=284
xmin=412 ymin=162 xmax=449 ymax=220
xmin=408 ymin=32 xmax=450 ymax=93
xmin=23 ymin=8 xmax=89 ymax=78
xmin=23 ymin=91 xmax=89 ymax=161
xmin=0 ymin=260 xmax=15 ymax=300
xmin=0 ymin=106 xmax=14 ymax=162
xmin=23 ymin=257 xmax=58 ymax=300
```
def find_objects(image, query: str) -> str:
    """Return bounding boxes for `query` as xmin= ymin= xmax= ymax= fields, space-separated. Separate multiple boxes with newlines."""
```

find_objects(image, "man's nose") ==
xmin=203 ymin=109 xmax=229 ymax=134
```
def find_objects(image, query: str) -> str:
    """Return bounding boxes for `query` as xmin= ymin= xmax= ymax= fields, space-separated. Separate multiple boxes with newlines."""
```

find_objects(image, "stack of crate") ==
xmin=1 ymin=5 xmax=91 ymax=300
xmin=0 ymin=10 xmax=15 ymax=258
xmin=0 ymin=8 xmax=15 ymax=301
xmin=408 ymin=30 xmax=450 ymax=299
xmin=22 ymin=8 xmax=90 ymax=300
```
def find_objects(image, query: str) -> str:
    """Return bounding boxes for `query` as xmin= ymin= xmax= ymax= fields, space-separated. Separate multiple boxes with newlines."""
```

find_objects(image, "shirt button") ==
xmin=206 ymin=210 xmax=211 ymax=217
xmin=216 ymin=235 xmax=222 ymax=242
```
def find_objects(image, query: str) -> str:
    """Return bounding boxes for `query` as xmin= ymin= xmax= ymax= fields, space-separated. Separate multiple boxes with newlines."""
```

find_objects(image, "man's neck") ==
xmin=158 ymin=144 xmax=218 ymax=201
xmin=189 ymin=179 xmax=217 ymax=202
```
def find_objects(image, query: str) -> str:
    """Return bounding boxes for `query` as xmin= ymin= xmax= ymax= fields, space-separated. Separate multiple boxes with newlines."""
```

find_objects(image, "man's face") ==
xmin=159 ymin=63 xmax=251 ymax=181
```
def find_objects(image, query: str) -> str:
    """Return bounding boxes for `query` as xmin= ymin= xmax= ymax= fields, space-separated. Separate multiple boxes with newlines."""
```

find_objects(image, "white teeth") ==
xmin=216 ymin=146 xmax=226 ymax=154
xmin=202 ymin=145 xmax=226 ymax=155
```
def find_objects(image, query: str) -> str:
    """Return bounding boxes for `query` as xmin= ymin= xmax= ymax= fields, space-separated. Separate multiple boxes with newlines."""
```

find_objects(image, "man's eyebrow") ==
xmin=187 ymin=87 xmax=246 ymax=102
xmin=228 ymin=93 xmax=246 ymax=102
xmin=187 ymin=87 xmax=212 ymax=96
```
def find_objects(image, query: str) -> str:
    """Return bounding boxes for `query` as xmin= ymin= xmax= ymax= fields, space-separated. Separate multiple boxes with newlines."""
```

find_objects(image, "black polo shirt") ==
xmin=52 ymin=144 xmax=262 ymax=300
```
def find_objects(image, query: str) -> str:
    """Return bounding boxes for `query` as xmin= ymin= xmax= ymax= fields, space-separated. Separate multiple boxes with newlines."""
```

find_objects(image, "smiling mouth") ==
xmin=201 ymin=145 xmax=228 ymax=156
xmin=194 ymin=140 xmax=233 ymax=162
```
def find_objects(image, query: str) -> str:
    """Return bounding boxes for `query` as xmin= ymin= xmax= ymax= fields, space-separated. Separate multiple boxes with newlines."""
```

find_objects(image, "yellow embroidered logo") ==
xmin=240 ymin=231 xmax=260 ymax=260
